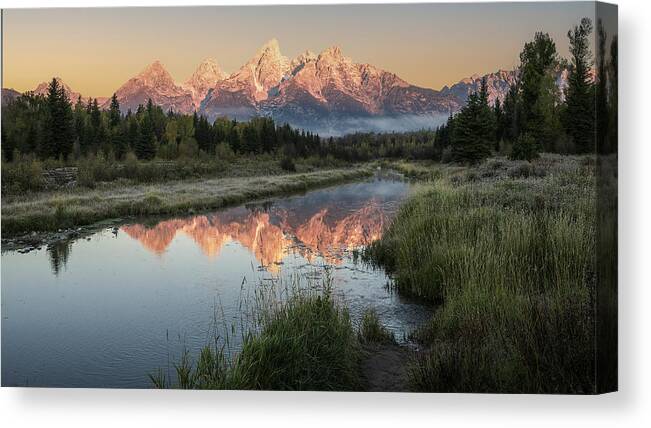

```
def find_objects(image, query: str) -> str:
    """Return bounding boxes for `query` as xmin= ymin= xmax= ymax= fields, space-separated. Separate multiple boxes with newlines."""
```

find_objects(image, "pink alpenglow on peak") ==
xmin=106 ymin=60 xmax=195 ymax=113
xmin=183 ymin=58 xmax=228 ymax=106
xmin=5 ymin=39 xmax=570 ymax=135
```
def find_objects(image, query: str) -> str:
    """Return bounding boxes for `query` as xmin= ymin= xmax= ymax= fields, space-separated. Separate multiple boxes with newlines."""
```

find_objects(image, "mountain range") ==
xmin=2 ymin=39 xmax=539 ymax=135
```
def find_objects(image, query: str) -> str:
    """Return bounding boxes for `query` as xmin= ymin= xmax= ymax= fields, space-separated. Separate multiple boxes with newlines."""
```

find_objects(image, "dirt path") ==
xmin=361 ymin=343 xmax=412 ymax=392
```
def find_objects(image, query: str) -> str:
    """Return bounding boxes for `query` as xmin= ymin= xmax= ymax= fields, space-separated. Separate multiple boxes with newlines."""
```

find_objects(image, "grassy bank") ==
xmin=151 ymin=279 xmax=363 ymax=391
xmin=1 ymin=164 xmax=372 ymax=237
xmin=366 ymin=154 xmax=597 ymax=393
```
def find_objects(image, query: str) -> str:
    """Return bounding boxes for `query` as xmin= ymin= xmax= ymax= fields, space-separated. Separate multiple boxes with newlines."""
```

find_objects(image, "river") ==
xmin=1 ymin=173 xmax=431 ymax=388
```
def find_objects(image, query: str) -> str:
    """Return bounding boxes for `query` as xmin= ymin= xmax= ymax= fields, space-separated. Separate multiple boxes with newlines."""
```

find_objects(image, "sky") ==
xmin=2 ymin=2 xmax=600 ymax=98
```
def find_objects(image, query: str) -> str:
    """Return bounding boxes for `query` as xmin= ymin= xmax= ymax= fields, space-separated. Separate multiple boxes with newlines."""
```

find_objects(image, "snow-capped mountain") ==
xmin=5 ymin=39 xmax=579 ymax=135
xmin=1 ymin=88 xmax=21 ymax=105
xmin=440 ymin=69 xmax=518 ymax=106
xmin=105 ymin=61 xmax=195 ymax=113
xmin=258 ymin=45 xmax=459 ymax=133
xmin=183 ymin=58 xmax=228 ymax=107
xmin=33 ymin=77 xmax=84 ymax=103
xmin=200 ymin=38 xmax=291 ymax=119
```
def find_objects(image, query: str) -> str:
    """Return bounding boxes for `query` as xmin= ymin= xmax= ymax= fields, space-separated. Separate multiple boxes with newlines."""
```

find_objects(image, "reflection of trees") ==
xmin=47 ymin=240 xmax=72 ymax=275
xmin=245 ymin=200 xmax=274 ymax=213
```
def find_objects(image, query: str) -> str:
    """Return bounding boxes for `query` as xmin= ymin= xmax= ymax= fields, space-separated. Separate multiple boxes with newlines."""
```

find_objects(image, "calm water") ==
xmin=1 ymin=174 xmax=431 ymax=388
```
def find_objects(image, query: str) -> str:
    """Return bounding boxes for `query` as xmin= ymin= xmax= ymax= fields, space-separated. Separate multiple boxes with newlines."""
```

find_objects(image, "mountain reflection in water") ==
xmin=122 ymin=197 xmax=393 ymax=272
xmin=2 ymin=176 xmax=432 ymax=388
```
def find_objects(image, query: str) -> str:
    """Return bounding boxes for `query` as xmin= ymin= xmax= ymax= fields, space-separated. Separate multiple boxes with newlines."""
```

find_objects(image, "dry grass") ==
xmin=2 ymin=165 xmax=373 ymax=236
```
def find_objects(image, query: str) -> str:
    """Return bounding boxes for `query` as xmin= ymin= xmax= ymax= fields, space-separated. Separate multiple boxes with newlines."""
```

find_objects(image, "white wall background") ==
xmin=0 ymin=1 xmax=649 ymax=427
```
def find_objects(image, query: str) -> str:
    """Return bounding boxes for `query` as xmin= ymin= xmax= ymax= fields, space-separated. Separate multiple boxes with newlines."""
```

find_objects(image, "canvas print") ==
xmin=0 ymin=2 xmax=617 ymax=393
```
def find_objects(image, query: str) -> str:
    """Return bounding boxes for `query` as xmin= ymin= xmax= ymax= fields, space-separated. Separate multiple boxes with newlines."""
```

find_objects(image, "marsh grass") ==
xmin=366 ymin=155 xmax=598 ymax=393
xmin=151 ymin=274 xmax=363 ymax=391
xmin=358 ymin=308 xmax=395 ymax=345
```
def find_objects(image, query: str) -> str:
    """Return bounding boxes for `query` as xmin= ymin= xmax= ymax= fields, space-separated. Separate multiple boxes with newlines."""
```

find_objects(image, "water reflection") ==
xmin=122 ymin=189 xmax=397 ymax=271
xmin=2 ymin=176 xmax=430 ymax=388
xmin=47 ymin=240 xmax=72 ymax=275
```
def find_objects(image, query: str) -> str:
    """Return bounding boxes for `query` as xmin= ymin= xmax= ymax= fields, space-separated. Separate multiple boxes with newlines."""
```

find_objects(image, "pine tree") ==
xmin=502 ymin=82 xmax=521 ymax=142
xmin=564 ymin=17 xmax=595 ymax=153
xmin=451 ymin=78 xmax=495 ymax=164
xmin=510 ymin=132 xmax=540 ymax=161
xmin=41 ymin=78 xmax=74 ymax=159
xmin=242 ymin=123 xmax=260 ymax=154
xmin=260 ymin=117 xmax=277 ymax=153
xmin=135 ymin=113 xmax=156 ymax=160
xmin=493 ymin=97 xmax=504 ymax=150
xmin=519 ymin=32 xmax=560 ymax=149
xmin=109 ymin=93 xmax=121 ymax=128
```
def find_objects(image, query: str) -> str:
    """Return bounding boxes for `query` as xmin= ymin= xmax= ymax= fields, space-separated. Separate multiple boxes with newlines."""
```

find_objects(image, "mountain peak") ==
xmin=139 ymin=60 xmax=169 ymax=77
xmin=189 ymin=58 xmax=226 ymax=80
xmin=33 ymin=77 xmax=83 ymax=102
xmin=184 ymin=58 xmax=227 ymax=105
xmin=134 ymin=60 xmax=178 ymax=90
xmin=317 ymin=46 xmax=349 ymax=66
xmin=260 ymin=38 xmax=280 ymax=52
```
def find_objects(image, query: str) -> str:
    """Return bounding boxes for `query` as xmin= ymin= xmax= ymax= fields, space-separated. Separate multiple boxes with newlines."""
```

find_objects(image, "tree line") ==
xmin=434 ymin=17 xmax=616 ymax=163
xmin=325 ymin=17 xmax=617 ymax=164
xmin=2 ymin=17 xmax=616 ymax=166
xmin=1 ymin=86 xmax=321 ymax=163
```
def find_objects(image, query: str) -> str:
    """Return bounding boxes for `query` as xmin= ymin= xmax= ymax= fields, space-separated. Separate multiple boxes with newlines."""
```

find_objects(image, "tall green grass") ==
xmin=151 ymin=278 xmax=362 ymax=391
xmin=366 ymin=155 xmax=598 ymax=393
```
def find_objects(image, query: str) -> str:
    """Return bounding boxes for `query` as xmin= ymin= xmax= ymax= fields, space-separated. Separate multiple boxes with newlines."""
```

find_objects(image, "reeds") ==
xmin=151 ymin=274 xmax=363 ymax=391
xmin=366 ymin=155 xmax=598 ymax=393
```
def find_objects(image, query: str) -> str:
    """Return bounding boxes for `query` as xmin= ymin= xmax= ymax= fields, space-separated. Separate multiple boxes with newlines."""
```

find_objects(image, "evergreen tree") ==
xmin=493 ymin=97 xmax=504 ymax=150
xmin=451 ymin=78 xmax=495 ymax=164
xmin=73 ymin=96 xmax=88 ymax=155
xmin=519 ymin=32 xmax=560 ymax=149
xmin=111 ymin=124 xmax=128 ymax=160
xmin=242 ymin=123 xmax=260 ymax=154
xmin=195 ymin=115 xmax=214 ymax=154
xmin=228 ymin=119 xmax=240 ymax=153
xmin=109 ymin=93 xmax=121 ymax=128
xmin=41 ymin=78 xmax=74 ymax=159
xmin=127 ymin=114 xmax=141 ymax=151
xmin=502 ymin=81 xmax=521 ymax=142
xmin=135 ymin=113 xmax=156 ymax=160
xmin=564 ymin=17 xmax=595 ymax=153
xmin=260 ymin=117 xmax=277 ymax=153
xmin=510 ymin=132 xmax=540 ymax=161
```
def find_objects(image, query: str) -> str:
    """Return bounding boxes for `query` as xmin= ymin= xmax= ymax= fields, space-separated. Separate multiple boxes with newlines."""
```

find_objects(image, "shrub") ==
xmin=510 ymin=133 xmax=540 ymax=161
xmin=506 ymin=161 xmax=533 ymax=178
xmin=215 ymin=142 xmax=236 ymax=162
xmin=1 ymin=156 xmax=46 ymax=195
xmin=280 ymin=156 xmax=296 ymax=172
xmin=441 ymin=146 xmax=454 ymax=163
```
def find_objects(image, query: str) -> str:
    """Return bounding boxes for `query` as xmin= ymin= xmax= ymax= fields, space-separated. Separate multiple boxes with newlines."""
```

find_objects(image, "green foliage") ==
xmin=41 ymin=78 xmax=74 ymax=160
xmin=152 ymin=285 xmax=362 ymax=391
xmin=358 ymin=308 xmax=394 ymax=345
xmin=510 ymin=133 xmax=540 ymax=161
xmin=1 ymin=154 xmax=46 ymax=194
xmin=365 ymin=156 xmax=597 ymax=393
xmin=280 ymin=156 xmax=296 ymax=172
xmin=451 ymin=78 xmax=495 ymax=164
xmin=564 ymin=18 xmax=595 ymax=153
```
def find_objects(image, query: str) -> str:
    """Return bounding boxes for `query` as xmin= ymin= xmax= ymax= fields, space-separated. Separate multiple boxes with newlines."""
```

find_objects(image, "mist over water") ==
xmin=291 ymin=114 xmax=450 ymax=137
